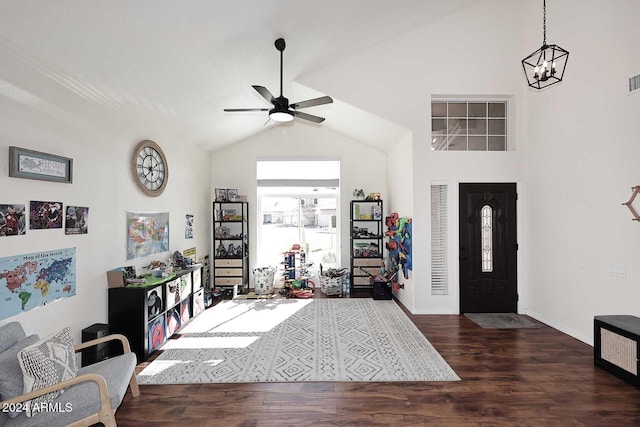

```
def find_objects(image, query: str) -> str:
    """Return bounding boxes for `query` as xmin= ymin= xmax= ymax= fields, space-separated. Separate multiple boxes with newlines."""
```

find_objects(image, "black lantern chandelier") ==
xmin=521 ymin=0 xmax=569 ymax=90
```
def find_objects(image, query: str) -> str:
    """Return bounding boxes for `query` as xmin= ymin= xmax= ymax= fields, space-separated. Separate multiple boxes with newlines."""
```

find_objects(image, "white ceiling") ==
xmin=0 ymin=0 xmax=479 ymax=152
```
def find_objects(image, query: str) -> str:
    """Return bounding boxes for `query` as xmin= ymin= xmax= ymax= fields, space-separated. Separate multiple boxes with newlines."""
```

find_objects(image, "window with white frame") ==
xmin=431 ymin=100 xmax=507 ymax=151
xmin=256 ymin=160 xmax=340 ymax=269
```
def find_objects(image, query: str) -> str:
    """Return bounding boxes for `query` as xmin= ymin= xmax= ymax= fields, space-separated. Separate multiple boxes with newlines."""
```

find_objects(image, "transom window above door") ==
xmin=431 ymin=100 xmax=507 ymax=151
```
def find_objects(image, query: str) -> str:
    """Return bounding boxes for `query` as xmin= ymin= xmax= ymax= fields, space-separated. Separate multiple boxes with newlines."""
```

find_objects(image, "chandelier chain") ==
xmin=543 ymin=0 xmax=547 ymax=45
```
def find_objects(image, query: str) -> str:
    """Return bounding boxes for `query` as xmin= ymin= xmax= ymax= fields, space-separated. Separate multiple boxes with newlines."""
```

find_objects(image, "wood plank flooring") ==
xmin=114 ymin=296 xmax=640 ymax=426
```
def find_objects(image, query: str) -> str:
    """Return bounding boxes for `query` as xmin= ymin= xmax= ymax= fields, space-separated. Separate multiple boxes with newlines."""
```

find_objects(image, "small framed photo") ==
xmin=215 ymin=188 xmax=227 ymax=202
xmin=226 ymin=188 xmax=238 ymax=201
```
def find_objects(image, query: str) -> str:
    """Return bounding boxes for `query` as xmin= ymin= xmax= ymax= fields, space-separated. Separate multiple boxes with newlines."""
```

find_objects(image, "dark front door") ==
xmin=459 ymin=183 xmax=517 ymax=313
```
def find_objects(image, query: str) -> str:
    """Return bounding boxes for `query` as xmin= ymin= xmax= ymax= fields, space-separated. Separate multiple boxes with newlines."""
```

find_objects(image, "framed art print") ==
xmin=9 ymin=146 xmax=73 ymax=183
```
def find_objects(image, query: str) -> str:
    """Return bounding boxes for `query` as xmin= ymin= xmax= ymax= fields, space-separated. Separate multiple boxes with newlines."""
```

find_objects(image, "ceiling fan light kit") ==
xmin=224 ymin=38 xmax=333 ymax=123
xmin=270 ymin=109 xmax=294 ymax=122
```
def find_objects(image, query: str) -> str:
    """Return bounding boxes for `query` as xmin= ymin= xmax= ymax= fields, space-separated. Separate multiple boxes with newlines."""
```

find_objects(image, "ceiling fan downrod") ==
xmin=275 ymin=38 xmax=286 ymax=98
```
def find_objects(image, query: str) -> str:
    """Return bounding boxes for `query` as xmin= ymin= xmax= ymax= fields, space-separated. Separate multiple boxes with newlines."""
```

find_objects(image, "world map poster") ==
xmin=126 ymin=212 xmax=170 ymax=260
xmin=0 ymin=247 xmax=76 ymax=321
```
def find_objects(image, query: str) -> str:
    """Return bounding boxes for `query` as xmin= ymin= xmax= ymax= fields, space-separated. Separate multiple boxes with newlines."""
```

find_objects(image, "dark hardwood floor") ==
xmin=114 ymin=293 xmax=640 ymax=426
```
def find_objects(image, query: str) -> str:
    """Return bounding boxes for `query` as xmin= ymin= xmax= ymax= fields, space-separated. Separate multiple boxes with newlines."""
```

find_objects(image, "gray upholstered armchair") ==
xmin=0 ymin=322 xmax=139 ymax=427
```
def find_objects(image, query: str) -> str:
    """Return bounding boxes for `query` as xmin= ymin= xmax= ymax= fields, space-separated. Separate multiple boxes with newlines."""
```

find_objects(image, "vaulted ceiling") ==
xmin=0 ymin=0 xmax=480 ymax=152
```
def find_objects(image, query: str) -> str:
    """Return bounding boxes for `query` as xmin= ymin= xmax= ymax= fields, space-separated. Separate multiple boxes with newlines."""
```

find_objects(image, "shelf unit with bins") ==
xmin=213 ymin=201 xmax=249 ymax=296
xmin=107 ymin=264 xmax=204 ymax=362
xmin=350 ymin=199 xmax=384 ymax=291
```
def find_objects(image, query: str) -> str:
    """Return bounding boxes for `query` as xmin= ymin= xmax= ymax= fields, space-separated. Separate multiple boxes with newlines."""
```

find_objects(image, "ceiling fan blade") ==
xmin=291 ymin=96 xmax=334 ymax=110
xmin=224 ymin=108 xmax=270 ymax=112
xmin=252 ymin=85 xmax=275 ymax=104
xmin=292 ymin=110 xmax=325 ymax=123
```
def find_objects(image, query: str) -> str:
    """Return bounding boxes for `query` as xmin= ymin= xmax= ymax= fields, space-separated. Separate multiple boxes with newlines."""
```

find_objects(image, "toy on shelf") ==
xmin=278 ymin=245 xmax=315 ymax=298
xmin=123 ymin=266 xmax=146 ymax=284
xmin=171 ymin=251 xmax=192 ymax=271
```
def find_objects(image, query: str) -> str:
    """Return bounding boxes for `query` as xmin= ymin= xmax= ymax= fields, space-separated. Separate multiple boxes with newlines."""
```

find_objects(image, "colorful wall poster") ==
xmin=0 ymin=247 xmax=76 ymax=321
xmin=185 ymin=214 xmax=193 ymax=239
xmin=29 ymin=201 xmax=63 ymax=229
xmin=65 ymin=206 xmax=89 ymax=235
xmin=0 ymin=204 xmax=26 ymax=237
xmin=126 ymin=212 xmax=170 ymax=260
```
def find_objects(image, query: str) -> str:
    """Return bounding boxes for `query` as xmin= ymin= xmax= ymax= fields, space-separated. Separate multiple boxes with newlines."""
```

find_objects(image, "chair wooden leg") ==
xmin=129 ymin=375 xmax=140 ymax=397
xmin=99 ymin=408 xmax=117 ymax=427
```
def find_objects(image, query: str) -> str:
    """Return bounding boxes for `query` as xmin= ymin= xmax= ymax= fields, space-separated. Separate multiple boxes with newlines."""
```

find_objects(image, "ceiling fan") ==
xmin=224 ymin=38 xmax=333 ymax=124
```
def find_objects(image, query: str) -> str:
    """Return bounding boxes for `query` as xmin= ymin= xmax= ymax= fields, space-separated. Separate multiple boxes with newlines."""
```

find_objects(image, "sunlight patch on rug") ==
xmin=137 ymin=299 xmax=459 ymax=384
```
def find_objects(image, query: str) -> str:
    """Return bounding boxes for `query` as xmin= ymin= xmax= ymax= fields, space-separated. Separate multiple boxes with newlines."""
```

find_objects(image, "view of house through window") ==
xmin=256 ymin=160 xmax=340 ymax=271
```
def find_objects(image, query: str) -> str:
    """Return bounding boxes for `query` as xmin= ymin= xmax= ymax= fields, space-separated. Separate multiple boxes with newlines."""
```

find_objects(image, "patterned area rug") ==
xmin=138 ymin=299 xmax=459 ymax=384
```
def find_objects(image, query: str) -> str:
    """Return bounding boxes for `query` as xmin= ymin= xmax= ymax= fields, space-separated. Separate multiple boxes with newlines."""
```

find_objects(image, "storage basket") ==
xmin=252 ymin=266 xmax=276 ymax=295
xmin=319 ymin=272 xmax=345 ymax=296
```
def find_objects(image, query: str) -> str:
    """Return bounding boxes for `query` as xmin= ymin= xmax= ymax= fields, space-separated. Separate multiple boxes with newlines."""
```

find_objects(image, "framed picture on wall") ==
xmin=9 ymin=146 xmax=73 ymax=183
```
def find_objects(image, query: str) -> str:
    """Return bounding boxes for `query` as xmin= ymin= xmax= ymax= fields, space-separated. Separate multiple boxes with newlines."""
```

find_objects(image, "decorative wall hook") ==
xmin=622 ymin=186 xmax=640 ymax=221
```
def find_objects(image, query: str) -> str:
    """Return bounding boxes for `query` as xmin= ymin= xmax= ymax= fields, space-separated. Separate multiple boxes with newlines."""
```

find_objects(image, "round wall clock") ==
xmin=131 ymin=140 xmax=168 ymax=197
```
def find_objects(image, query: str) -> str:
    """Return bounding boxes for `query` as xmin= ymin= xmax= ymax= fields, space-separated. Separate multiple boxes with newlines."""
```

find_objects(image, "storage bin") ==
xmin=253 ymin=266 xmax=276 ymax=295
xmin=319 ymin=270 xmax=347 ymax=297
xmin=371 ymin=278 xmax=393 ymax=300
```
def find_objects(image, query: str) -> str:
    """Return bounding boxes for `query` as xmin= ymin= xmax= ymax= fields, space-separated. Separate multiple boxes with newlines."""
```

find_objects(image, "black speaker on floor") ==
xmin=81 ymin=323 xmax=110 ymax=367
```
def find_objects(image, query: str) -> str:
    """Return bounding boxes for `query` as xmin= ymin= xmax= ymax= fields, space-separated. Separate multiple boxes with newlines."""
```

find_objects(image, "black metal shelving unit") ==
xmin=213 ymin=201 xmax=249 ymax=297
xmin=349 ymin=199 xmax=384 ymax=291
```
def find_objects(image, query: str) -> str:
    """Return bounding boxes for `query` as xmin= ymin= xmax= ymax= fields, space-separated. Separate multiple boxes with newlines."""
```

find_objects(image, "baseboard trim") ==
xmin=525 ymin=309 xmax=592 ymax=346
xmin=411 ymin=308 xmax=459 ymax=314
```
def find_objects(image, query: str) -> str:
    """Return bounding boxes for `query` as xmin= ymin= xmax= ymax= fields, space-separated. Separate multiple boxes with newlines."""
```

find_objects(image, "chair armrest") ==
xmin=74 ymin=333 xmax=132 ymax=355
xmin=0 ymin=372 xmax=111 ymax=408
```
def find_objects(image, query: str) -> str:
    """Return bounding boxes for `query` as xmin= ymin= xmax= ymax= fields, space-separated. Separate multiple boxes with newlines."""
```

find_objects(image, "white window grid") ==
xmin=431 ymin=100 xmax=508 ymax=151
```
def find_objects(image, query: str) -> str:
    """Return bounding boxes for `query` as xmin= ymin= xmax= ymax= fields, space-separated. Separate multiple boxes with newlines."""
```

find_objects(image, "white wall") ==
xmin=386 ymin=133 xmax=415 ymax=308
xmin=523 ymin=0 xmax=640 ymax=344
xmin=300 ymin=0 xmax=527 ymax=314
xmin=210 ymin=124 xmax=388 ymax=281
xmin=0 ymin=94 xmax=211 ymax=343
xmin=301 ymin=0 xmax=640 ymax=345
